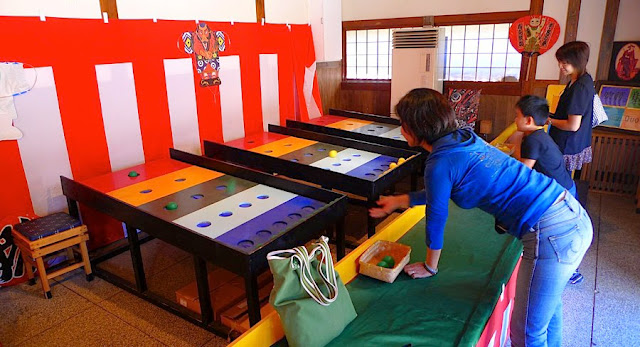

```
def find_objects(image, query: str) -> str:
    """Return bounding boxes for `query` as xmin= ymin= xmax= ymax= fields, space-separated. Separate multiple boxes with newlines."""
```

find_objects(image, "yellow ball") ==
xmin=329 ymin=150 xmax=338 ymax=158
xmin=397 ymin=158 xmax=406 ymax=164
xmin=389 ymin=162 xmax=397 ymax=169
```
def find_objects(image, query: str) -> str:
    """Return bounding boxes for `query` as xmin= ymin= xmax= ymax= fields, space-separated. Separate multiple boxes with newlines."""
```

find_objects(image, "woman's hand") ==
xmin=404 ymin=262 xmax=435 ymax=279
xmin=369 ymin=195 xmax=410 ymax=218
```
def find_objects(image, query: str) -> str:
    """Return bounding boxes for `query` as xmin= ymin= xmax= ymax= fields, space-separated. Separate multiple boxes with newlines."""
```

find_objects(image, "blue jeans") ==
xmin=510 ymin=191 xmax=593 ymax=347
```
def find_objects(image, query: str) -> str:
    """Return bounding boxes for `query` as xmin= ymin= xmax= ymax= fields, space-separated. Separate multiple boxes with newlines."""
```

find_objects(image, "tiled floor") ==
xmin=1 ymin=192 xmax=638 ymax=346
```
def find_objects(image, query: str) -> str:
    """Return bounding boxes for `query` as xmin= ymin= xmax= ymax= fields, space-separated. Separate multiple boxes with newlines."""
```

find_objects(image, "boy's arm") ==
xmin=520 ymin=158 xmax=536 ymax=169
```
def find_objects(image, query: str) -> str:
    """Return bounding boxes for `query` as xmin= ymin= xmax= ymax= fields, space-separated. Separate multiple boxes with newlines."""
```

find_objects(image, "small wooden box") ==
xmin=358 ymin=240 xmax=411 ymax=283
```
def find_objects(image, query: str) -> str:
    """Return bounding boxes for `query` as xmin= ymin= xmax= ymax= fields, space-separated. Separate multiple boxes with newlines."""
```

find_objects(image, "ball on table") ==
xmin=397 ymin=158 xmax=406 ymax=164
xmin=382 ymin=255 xmax=395 ymax=267
xmin=329 ymin=150 xmax=338 ymax=158
xmin=128 ymin=171 xmax=139 ymax=177
xmin=389 ymin=162 xmax=397 ymax=169
xmin=165 ymin=202 xmax=178 ymax=210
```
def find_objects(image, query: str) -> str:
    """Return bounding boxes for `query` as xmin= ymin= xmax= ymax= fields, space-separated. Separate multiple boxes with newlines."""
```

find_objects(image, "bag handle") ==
xmin=267 ymin=236 xmax=339 ymax=306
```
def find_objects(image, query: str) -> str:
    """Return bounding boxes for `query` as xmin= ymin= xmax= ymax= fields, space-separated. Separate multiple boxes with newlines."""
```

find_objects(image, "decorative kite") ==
xmin=182 ymin=23 xmax=227 ymax=87
xmin=509 ymin=15 xmax=560 ymax=57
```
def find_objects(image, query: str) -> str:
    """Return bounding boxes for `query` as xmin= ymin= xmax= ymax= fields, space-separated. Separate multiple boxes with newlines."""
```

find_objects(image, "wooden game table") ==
xmin=61 ymin=149 xmax=348 ymax=333
xmin=204 ymin=124 xmax=422 ymax=238
xmin=287 ymin=108 xmax=411 ymax=150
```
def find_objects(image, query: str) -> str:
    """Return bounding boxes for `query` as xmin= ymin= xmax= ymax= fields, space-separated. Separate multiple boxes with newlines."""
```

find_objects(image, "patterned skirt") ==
xmin=564 ymin=146 xmax=592 ymax=171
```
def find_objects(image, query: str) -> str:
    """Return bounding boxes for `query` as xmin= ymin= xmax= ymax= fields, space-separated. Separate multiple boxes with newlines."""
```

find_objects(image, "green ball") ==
xmin=382 ymin=256 xmax=395 ymax=267
xmin=128 ymin=171 xmax=139 ymax=177
xmin=165 ymin=202 xmax=178 ymax=210
xmin=377 ymin=260 xmax=389 ymax=268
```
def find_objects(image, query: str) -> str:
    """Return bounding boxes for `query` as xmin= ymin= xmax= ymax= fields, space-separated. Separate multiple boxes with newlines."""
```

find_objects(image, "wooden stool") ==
xmin=12 ymin=213 xmax=93 ymax=299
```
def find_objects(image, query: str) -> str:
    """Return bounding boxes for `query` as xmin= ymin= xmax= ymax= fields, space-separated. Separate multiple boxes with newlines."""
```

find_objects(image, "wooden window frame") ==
xmin=342 ymin=11 xmax=529 ymax=95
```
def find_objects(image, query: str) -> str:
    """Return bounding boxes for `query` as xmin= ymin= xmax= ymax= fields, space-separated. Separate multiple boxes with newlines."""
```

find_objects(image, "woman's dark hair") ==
xmin=395 ymin=88 xmax=457 ymax=144
xmin=516 ymin=95 xmax=550 ymax=126
xmin=555 ymin=41 xmax=590 ymax=76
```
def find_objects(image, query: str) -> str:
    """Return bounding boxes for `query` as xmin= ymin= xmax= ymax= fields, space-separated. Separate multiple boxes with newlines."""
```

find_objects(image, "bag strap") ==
xmin=267 ymin=236 xmax=339 ymax=306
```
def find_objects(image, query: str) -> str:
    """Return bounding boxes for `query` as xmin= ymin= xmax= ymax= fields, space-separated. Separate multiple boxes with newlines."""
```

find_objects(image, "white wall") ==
xmin=576 ymin=0 xmax=606 ymax=77
xmin=117 ymin=0 xmax=256 ymax=21
xmin=0 ymin=0 xmax=101 ymax=18
xmin=536 ymin=0 xmax=568 ymax=80
xmin=265 ymin=0 xmax=309 ymax=24
xmin=342 ymin=0 xmax=530 ymax=21
xmin=323 ymin=0 xmax=342 ymax=61
xmin=615 ymin=0 xmax=640 ymax=41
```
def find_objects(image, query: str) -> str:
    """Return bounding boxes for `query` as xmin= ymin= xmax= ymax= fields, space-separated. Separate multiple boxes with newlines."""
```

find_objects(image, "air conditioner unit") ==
xmin=390 ymin=27 xmax=445 ymax=117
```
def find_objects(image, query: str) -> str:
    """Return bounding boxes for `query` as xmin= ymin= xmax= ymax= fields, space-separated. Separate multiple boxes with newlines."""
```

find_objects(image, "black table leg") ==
xmin=125 ymin=224 xmax=147 ymax=292
xmin=194 ymin=256 xmax=213 ymax=325
xmin=336 ymin=217 xmax=346 ymax=259
xmin=67 ymin=197 xmax=80 ymax=219
xmin=245 ymin=264 xmax=261 ymax=326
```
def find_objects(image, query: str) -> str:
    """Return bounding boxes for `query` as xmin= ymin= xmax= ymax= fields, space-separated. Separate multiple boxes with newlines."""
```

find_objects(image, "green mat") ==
xmin=325 ymin=202 xmax=523 ymax=347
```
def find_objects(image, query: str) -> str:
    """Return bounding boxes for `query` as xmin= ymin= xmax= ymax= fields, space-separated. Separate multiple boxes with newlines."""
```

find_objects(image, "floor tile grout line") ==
xmin=590 ymin=193 xmax=602 ymax=346
xmin=93 ymin=299 xmax=170 ymax=346
xmin=53 ymin=270 xmax=123 ymax=305
xmin=15 ymin=302 xmax=98 ymax=346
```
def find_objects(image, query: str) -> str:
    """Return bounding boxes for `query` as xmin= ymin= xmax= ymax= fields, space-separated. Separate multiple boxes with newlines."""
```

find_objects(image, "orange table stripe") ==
xmin=249 ymin=136 xmax=317 ymax=157
xmin=107 ymin=166 xmax=224 ymax=206
xmin=327 ymin=118 xmax=372 ymax=131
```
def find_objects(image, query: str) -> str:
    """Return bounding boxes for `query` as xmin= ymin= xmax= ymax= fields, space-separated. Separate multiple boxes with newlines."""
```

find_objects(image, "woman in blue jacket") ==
xmin=370 ymin=88 xmax=593 ymax=347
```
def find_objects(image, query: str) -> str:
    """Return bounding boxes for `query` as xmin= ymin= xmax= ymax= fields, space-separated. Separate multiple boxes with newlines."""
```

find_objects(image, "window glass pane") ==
xmin=506 ymin=54 xmax=521 ymax=68
xmin=451 ymin=25 xmax=466 ymax=39
xmin=368 ymin=42 xmax=377 ymax=54
xmin=367 ymin=29 xmax=378 ymax=43
xmin=476 ymin=68 xmax=491 ymax=81
xmin=356 ymin=67 xmax=367 ymax=79
xmin=451 ymin=40 xmax=464 ymax=53
xmin=464 ymin=54 xmax=478 ymax=67
xmin=464 ymin=40 xmax=479 ymax=54
xmin=493 ymin=38 xmax=509 ymax=53
xmin=507 ymin=42 xmax=518 ymax=54
xmin=347 ymin=43 xmax=356 ymax=56
xmin=479 ymin=24 xmax=494 ymax=39
xmin=357 ymin=42 xmax=366 ymax=55
xmin=478 ymin=39 xmax=493 ymax=53
xmin=357 ymin=30 xmax=367 ymax=42
xmin=357 ymin=55 xmax=366 ymax=66
xmin=346 ymin=31 xmax=356 ymax=43
xmin=379 ymin=54 xmax=389 ymax=66
xmin=465 ymin=25 xmax=479 ymax=40
xmin=449 ymin=68 xmax=463 ymax=81
xmin=378 ymin=67 xmax=389 ymax=79
xmin=490 ymin=68 xmax=506 ymax=81
xmin=463 ymin=68 xmax=477 ymax=81
xmin=491 ymin=53 xmax=506 ymax=67
xmin=346 ymin=55 xmax=356 ymax=67
xmin=505 ymin=68 xmax=520 ymax=81
xmin=346 ymin=66 xmax=356 ymax=79
xmin=494 ymin=24 xmax=509 ymax=39
xmin=477 ymin=54 xmax=492 ymax=67
xmin=450 ymin=54 xmax=463 ymax=67
xmin=378 ymin=29 xmax=390 ymax=41
xmin=367 ymin=55 xmax=378 ymax=67
xmin=378 ymin=42 xmax=389 ymax=55
xmin=443 ymin=26 xmax=451 ymax=40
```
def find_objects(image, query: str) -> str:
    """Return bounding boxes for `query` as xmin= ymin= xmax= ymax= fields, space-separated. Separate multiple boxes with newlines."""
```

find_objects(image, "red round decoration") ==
xmin=509 ymin=15 xmax=561 ymax=56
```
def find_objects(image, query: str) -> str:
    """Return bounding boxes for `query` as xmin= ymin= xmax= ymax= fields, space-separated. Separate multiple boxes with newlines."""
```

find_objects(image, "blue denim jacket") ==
xmin=408 ymin=129 xmax=565 ymax=249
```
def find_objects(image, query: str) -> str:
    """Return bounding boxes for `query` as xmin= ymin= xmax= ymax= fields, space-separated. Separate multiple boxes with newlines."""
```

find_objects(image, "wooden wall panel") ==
xmin=339 ymin=88 xmax=392 ymax=116
xmin=477 ymin=95 xmax=521 ymax=141
xmin=317 ymin=61 xmax=342 ymax=115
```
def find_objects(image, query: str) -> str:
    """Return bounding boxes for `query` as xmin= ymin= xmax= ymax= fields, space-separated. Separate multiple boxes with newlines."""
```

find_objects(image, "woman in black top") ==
xmin=549 ymin=41 xmax=594 ymax=177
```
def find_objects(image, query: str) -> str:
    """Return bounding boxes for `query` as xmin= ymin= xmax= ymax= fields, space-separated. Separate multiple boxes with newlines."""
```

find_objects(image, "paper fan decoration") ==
xmin=509 ymin=15 xmax=560 ymax=56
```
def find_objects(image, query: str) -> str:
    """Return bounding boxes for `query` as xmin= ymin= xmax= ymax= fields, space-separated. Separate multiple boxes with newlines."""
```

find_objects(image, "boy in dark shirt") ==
xmin=515 ymin=95 xmax=577 ymax=196
xmin=514 ymin=95 xmax=583 ymax=284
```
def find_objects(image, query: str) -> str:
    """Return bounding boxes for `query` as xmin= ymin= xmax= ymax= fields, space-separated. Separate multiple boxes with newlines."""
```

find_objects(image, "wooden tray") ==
xmin=358 ymin=240 xmax=411 ymax=283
